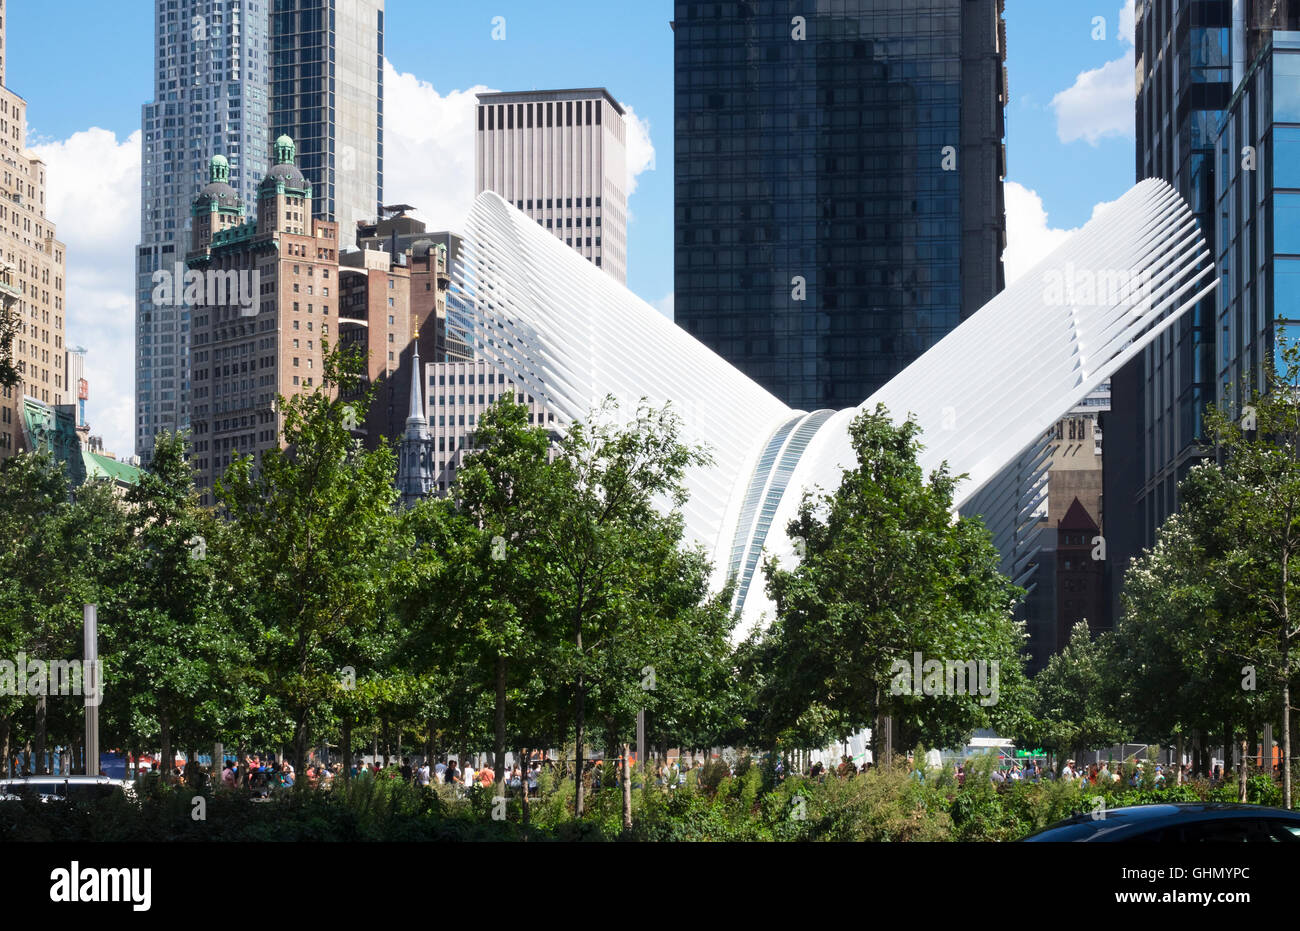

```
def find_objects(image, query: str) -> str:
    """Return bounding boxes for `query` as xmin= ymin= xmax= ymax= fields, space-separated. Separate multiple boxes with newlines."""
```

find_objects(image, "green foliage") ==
xmin=1014 ymin=621 xmax=1127 ymax=766
xmin=748 ymin=404 xmax=1031 ymax=752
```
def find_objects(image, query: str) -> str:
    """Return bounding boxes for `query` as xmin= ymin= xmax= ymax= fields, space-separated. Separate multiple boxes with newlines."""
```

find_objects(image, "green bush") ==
xmin=0 ymin=765 xmax=1291 ymax=842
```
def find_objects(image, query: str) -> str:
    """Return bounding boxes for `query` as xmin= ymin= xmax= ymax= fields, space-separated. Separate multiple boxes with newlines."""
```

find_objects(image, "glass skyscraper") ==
xmin=1216 ymin=30 xmax=1300 ymax=411
xmin=135 ymin=0 xmax=269 ymax=462
xmin=672 ymin=0 xmax=1007 ymax=411
xmin=1106 ymin=0 xmax=1300 ymax=621
xmin=269 ymin=0 xmax=384 ymax=245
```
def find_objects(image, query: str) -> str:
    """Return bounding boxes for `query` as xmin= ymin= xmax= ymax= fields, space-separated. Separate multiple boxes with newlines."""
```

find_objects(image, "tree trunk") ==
xmin=520 ymin=745 xmax=530 ymax=830
xmin=1239 ymin=738 xmax=1249 ymax=802
xmin=1 ymin=715 xmax=10 ymax=779
xmin=341 ymin=715 xmax=352 ymax=782
xmin=622 ymin=741 xmax=633 ymax=833
xmin=293 ymin=712 xmax=309 ymax=784
xmin=1284 ymin=679 xmax=1293 ymax=809
xmin=237 ymin=742 xmax=248 ymax=790
xmin=34 ymin=695 xmax=47 ymax=775
xmin=381 ymin=716 xmax=390 ymax=769
xmin=1176 ymin=733 xmax=1184 ymax=786
xmin=494 ymin=654 xmax=507 ymax=785
xmin=159 ymin=711 xmax=171 ymax=785
xmin=574 ymin=657 xmax=586 ymax=817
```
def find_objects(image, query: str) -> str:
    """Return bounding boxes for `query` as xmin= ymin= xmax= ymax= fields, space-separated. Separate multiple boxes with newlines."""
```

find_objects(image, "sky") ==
xmin=6 ymin=0 xmax=1138 ymax=459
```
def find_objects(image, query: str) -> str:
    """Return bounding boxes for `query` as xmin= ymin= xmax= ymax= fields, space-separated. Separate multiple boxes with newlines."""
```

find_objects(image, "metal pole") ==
xmin=83 ymin=604 xmax=99 ymax=776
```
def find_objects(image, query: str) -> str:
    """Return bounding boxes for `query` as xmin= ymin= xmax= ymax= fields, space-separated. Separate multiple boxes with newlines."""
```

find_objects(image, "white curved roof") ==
xmin=455 ymin=180 xmax=1215 ymax=634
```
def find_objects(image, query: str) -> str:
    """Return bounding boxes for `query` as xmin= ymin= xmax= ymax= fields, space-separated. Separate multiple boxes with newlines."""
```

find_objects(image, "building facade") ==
xmin=672 ymin=0 xmax=1007 ymax=410
xmin=355 ymin=209 xmax=470 ymax=363
xmin=398 ymin=356 xmax=558 ymax=504
xmin=135 ymin=0 xmax=269 ymax=463
xmin=0 ymin=0 xmax=69 ymax=463
xmin=475 ymin=89 xmax=629 ymax=283
xmin=1215 ymin=30 xmax=1300 ymax=416
xmin=1107 ymin=0 xmax=1300 ymax=622
xmin=1018 ymin=389 xmax=1110 ymax=673
xmin=270 ymin=0 xmax=385 ymax=246
xmin=187 ymin=138 xmax=342 ymax=502
xmin=336 ymin=237 xmax=411 ymax=449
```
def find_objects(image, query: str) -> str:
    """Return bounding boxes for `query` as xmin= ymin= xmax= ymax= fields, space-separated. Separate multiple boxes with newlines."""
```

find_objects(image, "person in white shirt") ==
xmin=417 ymin=761 xmax=431 ymax=787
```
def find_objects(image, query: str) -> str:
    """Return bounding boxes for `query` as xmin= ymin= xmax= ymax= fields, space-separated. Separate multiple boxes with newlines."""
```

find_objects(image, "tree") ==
xmin=107 ymin=430 xmax=250 ymax=781
xmin=0 ymin=452 xmax=132 ymax=775
xmin=216 ymin=341 xmax=406 ymax=778
xmin=753 ymin=404 xmax=1031 ymax=760
xmin=1128 ymin=338 xmax=1300 ymax=807
xmin=451 ymin=391 xmax=555 ymax=785
xmin=1015 ymin=621 xmax=1126 ymax=770
xmin=1111 ymin=511 xmax=1265 ymax=781
xmin=534 ymin=398 xmax=711 ymax=817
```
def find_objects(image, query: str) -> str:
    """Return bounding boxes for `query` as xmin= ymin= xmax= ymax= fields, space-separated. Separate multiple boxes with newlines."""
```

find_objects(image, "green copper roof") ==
xmin=82 ymin=450 xmax=141 ymax=485
xmin=273 ymin=135 xmax=296 ymax=164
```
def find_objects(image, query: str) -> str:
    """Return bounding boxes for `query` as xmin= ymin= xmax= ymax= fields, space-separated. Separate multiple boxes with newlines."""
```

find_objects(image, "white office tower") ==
xmin=475 ymin=89 xmax=628 ymax=284
xmin=135 ymin=0 xmax=269 ymax=462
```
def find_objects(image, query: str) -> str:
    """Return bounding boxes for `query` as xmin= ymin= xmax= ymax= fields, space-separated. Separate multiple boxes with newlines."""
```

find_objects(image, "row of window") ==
xmin=480 ymin=98 xmax=604 ymax=132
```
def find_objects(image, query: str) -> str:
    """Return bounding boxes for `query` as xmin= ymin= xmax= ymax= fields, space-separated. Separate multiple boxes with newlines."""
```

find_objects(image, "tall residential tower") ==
xmin=135 ymin=0 xmax=269 ymax=462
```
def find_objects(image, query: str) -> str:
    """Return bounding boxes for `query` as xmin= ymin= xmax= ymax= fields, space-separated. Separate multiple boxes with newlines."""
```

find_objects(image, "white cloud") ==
xmin=31 ymin=128 xmax=141 ymax=459
xmin=382 ymin=64 xmax=658 ymax=230
xmin=652 ymin=292 xmax=673 ymax=320
xmin=1051 ymin=3 xmax=1136 ymax=145
xmin=621 ymin=103 xmax=656 ymax=198
xmin=1119 ymin=0 xmax=1136 ymax=46
xmin=1002 ymin=181 xmax=1123 ymax=285
xmin=1051 ymin=49 xmax=1134 ymax=145
xmin=382 ymin=61 xmax=493 ymax=231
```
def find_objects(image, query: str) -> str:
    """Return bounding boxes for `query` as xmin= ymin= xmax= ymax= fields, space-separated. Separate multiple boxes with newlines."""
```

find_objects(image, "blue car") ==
xmin=1021 ymin=803 xmax=1300 ymax=841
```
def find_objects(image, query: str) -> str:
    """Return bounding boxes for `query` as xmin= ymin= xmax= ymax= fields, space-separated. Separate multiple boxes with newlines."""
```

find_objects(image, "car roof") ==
xmin=1022 ymin=803 xmax=1300 ymax=840
xmin=0 ymin=775 xmax=116 ymax=784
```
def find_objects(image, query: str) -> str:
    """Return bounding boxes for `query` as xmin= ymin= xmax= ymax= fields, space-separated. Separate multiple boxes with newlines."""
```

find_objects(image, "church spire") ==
xmin=405 ymin=330 xmax=427 ymax=434
xmin=397 ymin=332 xmax=434 ymax=508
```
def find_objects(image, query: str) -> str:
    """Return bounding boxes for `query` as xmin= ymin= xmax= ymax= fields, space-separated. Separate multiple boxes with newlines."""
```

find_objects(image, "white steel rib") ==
xmin=453 ymin=179 xmax=1216 ymax=635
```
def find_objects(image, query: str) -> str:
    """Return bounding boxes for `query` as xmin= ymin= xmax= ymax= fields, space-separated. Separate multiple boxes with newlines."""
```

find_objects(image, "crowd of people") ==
xmin=158 ymin=750 xmax=1276 ymax=797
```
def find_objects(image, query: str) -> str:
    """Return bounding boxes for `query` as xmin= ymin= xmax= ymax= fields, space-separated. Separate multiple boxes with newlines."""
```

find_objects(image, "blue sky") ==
xmin=8 ymin=0 xmax=1138 ymax=456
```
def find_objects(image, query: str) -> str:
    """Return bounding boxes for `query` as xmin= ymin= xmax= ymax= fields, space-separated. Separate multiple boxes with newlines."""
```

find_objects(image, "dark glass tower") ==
xmin=672 ymin=0 xmax=1007 ymax=411
xmin=270 ymin=0 xmax=384 ymax=244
